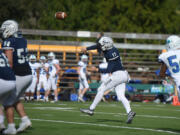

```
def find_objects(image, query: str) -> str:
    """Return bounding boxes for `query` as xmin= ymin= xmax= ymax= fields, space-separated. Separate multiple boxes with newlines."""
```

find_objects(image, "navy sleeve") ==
xmin=87 ymin=45 xmax=98 ymax=50
xmin=2 ymin=38 xmax=14 ymax=50
xmin=98 ymin=67 xmax=108 ymax=73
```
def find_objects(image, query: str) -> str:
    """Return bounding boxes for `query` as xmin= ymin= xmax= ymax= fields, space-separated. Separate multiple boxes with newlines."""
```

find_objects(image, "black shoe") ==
xmin=80 ymin=108 xmax=94 ymax=116
xmin=126 ymin=111 xmax=136 ymax=124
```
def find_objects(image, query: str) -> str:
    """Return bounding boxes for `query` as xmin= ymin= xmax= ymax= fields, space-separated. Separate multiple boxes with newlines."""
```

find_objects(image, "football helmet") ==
xmin=29 ymin=55 xmax=36 ymax=62
xmin=81 ymin=55 xmax=88 ymax=63
xmin=1 ymin=20 xmax=18 ymax=39
xmin=40 ymin=56 xmax=46 ymax=63
xmin=48 ymin=52 xmax=55 ymax=60
xmin=166 ymin=35 xmax=180 ymax=51
xmin=98 ymin=36 xmax=113 ymax=51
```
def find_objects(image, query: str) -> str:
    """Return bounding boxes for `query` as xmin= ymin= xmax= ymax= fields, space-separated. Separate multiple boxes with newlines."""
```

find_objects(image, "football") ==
xmin=55 ymin=11 xmax=67 ymax=20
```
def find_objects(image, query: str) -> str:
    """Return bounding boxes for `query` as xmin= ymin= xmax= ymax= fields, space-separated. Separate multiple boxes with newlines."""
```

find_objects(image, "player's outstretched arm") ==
xmin=81 ymin=45 xmax=99 ymax=53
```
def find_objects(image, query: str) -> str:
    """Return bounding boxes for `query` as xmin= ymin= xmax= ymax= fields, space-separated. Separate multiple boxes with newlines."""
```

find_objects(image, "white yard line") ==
xmin=27 ymin=107 xmax=180 ymax=120
xmin=18 ymin=118 xmax=179 ymax=135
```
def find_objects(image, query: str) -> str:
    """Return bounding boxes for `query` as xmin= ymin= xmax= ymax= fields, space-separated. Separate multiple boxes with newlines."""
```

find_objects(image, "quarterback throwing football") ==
xmin=80 ymin=36 xmax=136 ymax=124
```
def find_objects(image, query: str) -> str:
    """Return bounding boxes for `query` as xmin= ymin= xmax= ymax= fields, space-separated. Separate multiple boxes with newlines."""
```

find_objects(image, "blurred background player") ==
xmin=0 ymin=51 xmax=16 ymax=133
xmin=25 ymin=55 xmax=40 ymax=101
xmin=47 ymin=52 xmax=61 ymax=102
xmin=1 ymin=20 xmax=32 ymax=134
xmin=37 ymin=56 xmax=49 ymax=101
xmin=159 ymin=35 xmax=180 ymax=101
xmin=77 ymin=54 xmax=89 ymax=102
xmin=80 ymin=36 xmax=136 ymax=124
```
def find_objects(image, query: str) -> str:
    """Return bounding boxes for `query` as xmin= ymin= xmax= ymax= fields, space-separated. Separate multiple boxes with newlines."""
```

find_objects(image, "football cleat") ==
xmin=80 ymin=108 xmax=94 ymax=116
xmin=0 ymin=123 xmax=5 ymax=133
xmin=3 ymin=127 xmax=16 ymax=135
xmin=126 ymin=111 xmax=136 ymax=124
xmin=17 ymin=119 xmax=32 ymax=133
xmin=78 ymin=97 xmax=85 ymax=103
xmin=0 ymin=123 xmax=5 ymax=130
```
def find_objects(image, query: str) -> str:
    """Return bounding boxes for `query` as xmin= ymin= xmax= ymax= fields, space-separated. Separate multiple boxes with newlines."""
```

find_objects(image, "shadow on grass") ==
xmin=95 ymin=118 xmax=124 ymax=123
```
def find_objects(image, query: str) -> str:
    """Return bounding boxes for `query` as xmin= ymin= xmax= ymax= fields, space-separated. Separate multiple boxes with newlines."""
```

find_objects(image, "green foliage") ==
xmin=0 ymin=0 xmax=180 ymax=34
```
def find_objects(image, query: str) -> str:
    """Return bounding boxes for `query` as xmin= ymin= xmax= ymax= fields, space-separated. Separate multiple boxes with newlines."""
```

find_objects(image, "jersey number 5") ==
xmin=167 ymin=55 xmax=180 ymax=73
xmin=17 ymin=48 xmax=28 ymax=64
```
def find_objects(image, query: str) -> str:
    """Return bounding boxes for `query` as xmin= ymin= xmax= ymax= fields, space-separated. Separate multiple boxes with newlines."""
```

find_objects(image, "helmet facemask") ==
xmin=48 ymin=52 xmax=55 ymax=61
xmin=99 ymin=36 xmax=114 ymax=51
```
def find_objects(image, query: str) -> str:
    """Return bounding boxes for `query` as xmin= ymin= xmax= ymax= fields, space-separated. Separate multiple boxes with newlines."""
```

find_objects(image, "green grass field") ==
xmin=14 ymin=101 xmax=180 ymax=135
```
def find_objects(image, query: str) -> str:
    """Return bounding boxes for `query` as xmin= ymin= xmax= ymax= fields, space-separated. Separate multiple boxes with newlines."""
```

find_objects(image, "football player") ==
xmin=159 ymin=35 xmax=180 ymax=101
xmin=37 ymin=56 xmax=49 ymax=101
xmin=46 ymin=52 xmax=61 ymax=102
xmin=80 ymin=36 xmax=136 ymax=124
xmin=0 ymin=51 xmax=16 ymax=133
xmin=1 ymin=20 xmax=32 ymax=134
xmin=25 ymin=55 xmax=40 ymax=101
xmin=77 ymin=55 xmax=89 ymax=102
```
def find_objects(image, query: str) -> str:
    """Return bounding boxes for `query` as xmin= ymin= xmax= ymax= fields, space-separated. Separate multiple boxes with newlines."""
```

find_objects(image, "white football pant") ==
xmin=79 ymin=77 xmax=89 ymax=90
xmin=37 ymin=76 xmax=49 ymax=91
xmin=48 ymin=76 xmax=58 ymax=90
xmin=90 ymin=70 xmax=131 ymax=114
xmin=0 ymin=79 xmax=16 ymax=106
xmin=26 ymin=77 xmax=37 ymax=93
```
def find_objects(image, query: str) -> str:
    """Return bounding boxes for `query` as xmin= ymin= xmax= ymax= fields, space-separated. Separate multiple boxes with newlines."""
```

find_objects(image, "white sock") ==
xmin=8 ymin=123 xmax=15 ymax=129
xmin=80 ymin=94 xmax=83 ymax=98
xmin=21 ymin=116 xmax=29 ymax=122
xmin=90 ymin=88 xmax=104 ymax=110
xmin=55 ymin=96 xmax=58 ymax=101
xmin=26 ymin=96 xmax=29 ymax=100
xmin=119 ymin=97 xmax=131 ymax=114
xmin=0 ymin=115 xmax=4 ymax=124
xmin=44 ymin=96 xmax=48 ymax=101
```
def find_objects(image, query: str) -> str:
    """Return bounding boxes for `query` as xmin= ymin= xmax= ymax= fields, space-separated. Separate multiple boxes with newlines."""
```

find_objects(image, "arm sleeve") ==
xmin=2 ymin=39 xmax=14 ymax=50
xmin=53 ymin=59 xmax=59 ymax=65
xmin=98 ymin=67 xmax=108 ymax=73
xmin=158 ymin=54 xmax=164 ymax=63
xmin=87 ymin=45 xmax=98 ymax=50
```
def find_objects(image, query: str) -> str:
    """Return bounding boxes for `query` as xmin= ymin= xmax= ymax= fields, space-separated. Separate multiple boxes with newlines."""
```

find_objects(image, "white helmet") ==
xmin=98 ymin=36 xmax=113 ymax=51
xmin=1 ymin=20 xmax=18 ymax=39
xmin=29 ymin=55 xmax=36 ymax=62
xmin=40 ymin=56 xmax=46 ymax=62
xmin=81 ymin=54 xmax=88 ymax=62
xmin=48 ymin=52 xmax=55 ymax=60
xmin=166 ymin=35 xmax=180 ymax=51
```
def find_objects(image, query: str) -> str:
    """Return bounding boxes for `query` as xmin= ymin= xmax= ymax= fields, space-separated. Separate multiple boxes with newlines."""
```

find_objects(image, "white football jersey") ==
xmin=48 ymin=59 xmax=59 ymax=77
xmin=39 ymin=63 xmax=49 ymax=77
xmin=159 ymin=50 xmax=180 ymax=83
xmin=99 ymin=62 xmax=109 ymax=83
xmin=29 ymin=62 xmax=41 ymax=78
xmin=78 ymin=61 xmax=87 ymax=79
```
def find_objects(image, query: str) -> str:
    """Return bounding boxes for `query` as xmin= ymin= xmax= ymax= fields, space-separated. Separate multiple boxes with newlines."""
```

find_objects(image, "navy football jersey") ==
xmin=0 ymin=50 xmax=15 ymax=80
xmin=87 ymin=45 xmax=124 ymax=73
xmin=103 ymin=47 xmax=124 ymax=73
xmin=2 ymin=35 xmax=31 ymax=76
